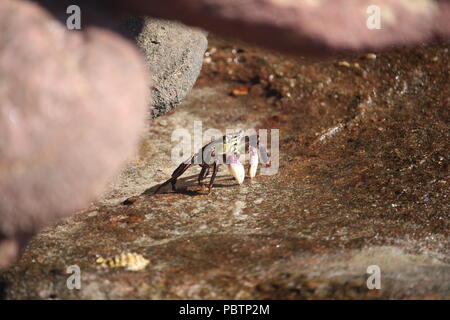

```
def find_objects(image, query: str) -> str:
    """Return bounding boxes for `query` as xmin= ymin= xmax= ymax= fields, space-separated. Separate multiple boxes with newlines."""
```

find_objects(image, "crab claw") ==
xmin=249 ymin=146 xmax=259 ymax=178
xmin=227 ymin=155 xmax=245 ymax=184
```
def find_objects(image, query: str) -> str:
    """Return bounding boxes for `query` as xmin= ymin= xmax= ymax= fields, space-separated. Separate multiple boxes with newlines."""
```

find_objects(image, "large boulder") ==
xmin=129 ymin=18 xmax=208 ymax=117
xmin=0 ymin=0 xmax=149 ymax=269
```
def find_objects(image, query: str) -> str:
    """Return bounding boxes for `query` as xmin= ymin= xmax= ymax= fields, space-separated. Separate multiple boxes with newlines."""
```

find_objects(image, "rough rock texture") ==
xmin=116 ymin=0 xmax=450 ymax=57
xmin=0 ymin=0 xmax=149 ymax=268
xmin=2 ymin=0 xmax=449 ymax=270
xmin=128 ymin=18 xmax=208 ymax=117
xmin=1 ymin=36 xmax=448 ymax=299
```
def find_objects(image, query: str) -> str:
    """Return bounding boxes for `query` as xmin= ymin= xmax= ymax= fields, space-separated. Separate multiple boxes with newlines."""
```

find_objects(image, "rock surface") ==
xmin=2 ymin=0 xmax=449 ymax=270
xmin=128 ymin=17 xmax=208 ymax=117
xmin=1 ymin=36 xmax=448 ymax=299
xmin=0 ymin=0 xmax=149 ymax=268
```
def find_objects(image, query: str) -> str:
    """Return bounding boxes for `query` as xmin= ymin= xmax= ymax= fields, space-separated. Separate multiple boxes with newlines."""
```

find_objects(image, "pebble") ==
xmin=231 ymin=87 xmax=249 ymax=96
xmin=338 ymin=61 xmax=351 ymax=67
xmin=364 ymin=53 xmax=377 ymax=60
xmin=254 ymin=198 xmax=264 ymax=204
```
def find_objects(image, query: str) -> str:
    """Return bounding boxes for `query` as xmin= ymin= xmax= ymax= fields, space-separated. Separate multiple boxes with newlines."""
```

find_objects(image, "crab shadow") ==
xmin=143 ymin=172 xmax=238 ymax=197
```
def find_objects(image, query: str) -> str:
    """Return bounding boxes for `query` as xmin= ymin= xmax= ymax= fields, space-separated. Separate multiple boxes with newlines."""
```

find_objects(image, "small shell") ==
xmin=96 ymin=252 xmax=149 ymax=271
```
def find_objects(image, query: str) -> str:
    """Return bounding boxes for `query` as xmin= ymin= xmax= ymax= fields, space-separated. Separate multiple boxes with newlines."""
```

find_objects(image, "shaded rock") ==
xmin=128 ymin=17 xmax=208 ymax=117
xmin=0 ymin=0 xmax=149 ymax=268
xmin=116 ymin=0 xmax=450 ymax=57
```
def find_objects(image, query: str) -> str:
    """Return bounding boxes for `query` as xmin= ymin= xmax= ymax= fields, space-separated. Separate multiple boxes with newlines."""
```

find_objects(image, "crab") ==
xmin=154 ymin=130 xmax=271 ymax=194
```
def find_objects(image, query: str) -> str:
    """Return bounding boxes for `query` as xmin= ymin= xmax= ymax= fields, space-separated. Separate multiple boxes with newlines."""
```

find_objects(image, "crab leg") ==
xmin=198 ymin=165 xmax=210 ymax=187
xmin=154 ymin=162 xmax=191 ymax=194
xmin=208 ymin=162 xmax=220 ymax=192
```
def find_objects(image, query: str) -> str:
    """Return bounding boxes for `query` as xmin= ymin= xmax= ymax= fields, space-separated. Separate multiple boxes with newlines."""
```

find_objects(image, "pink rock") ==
xmin=118 ymin=0 xmax=450 ymax=56
xmin=0 ymin=0 xmax=149 ymax=268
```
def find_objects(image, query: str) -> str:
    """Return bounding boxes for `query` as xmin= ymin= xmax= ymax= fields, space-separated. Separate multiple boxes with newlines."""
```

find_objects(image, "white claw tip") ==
xmin=249 ymin=146 xmax=259 ymax=178
xmin=227 ymin=155 xmax=245 ymax=184
xmin=249 ymin=164 xmax=258 ymax=178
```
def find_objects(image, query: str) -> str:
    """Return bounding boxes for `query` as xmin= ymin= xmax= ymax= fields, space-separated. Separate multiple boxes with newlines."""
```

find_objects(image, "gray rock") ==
xmin=128 ymin=18 xmax=208 ymax=117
